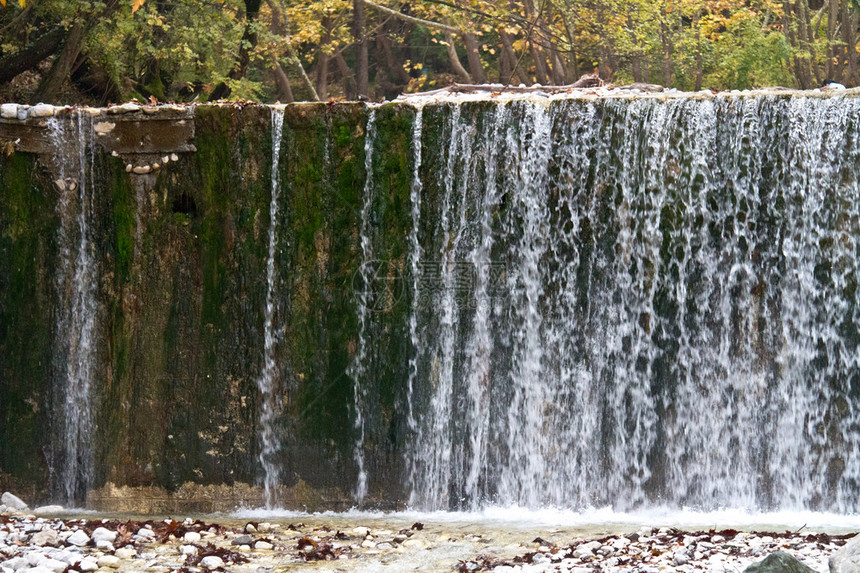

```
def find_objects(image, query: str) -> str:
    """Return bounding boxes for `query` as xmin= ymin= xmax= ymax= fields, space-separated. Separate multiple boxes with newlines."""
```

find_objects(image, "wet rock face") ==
xmin=744 ymin=551 xmax=817 ymax=573
xmin=830 ymin=534 xmax=860 ymax=573
xmin=0 ymin=102 xmax=398 ymax=508
xmin=3 ymin=93 xmax=860 ymax=512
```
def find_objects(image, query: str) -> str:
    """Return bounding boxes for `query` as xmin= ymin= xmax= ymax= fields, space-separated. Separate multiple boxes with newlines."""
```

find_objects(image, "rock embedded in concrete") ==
xmin=28 ymin=104 xmax=55 ymax=118
xmin=0 ymin=103 xmax=18 ymax=119
xmin=107 ymin=102 xmax=141 ymax=114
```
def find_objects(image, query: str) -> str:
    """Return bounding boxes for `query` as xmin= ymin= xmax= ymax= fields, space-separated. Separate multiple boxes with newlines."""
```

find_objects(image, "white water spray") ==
xmin=47 ymin=111 xmax=99 ymax=505
xmin=257 ymin=107 xmax=286 ymax=509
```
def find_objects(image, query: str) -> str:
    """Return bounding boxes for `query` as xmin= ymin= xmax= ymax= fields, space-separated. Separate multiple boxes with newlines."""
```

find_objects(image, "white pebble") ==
xmin=35 ymin=558 xmax=66 ymax=573
xmin=135 ymin=528 xmax=155 ymax=540
xmin=183 ymin=531 xmax=201 ymax=543
xmin=28 ymin=104 xmax=55 ymax=118
xmin=114 ymin=547 xmax=135 ymax=559
xmin=200 ymin=555 xmax=224 ymax=569
xmin=96 ymin=555 xmax=120 ymax=569
xmin=93 ymin=122 xmax=116 ymax=135
xmin=66 ymin=530 xmax=89 ymax=547
xmin=107 ymin=103 xmax=140 ymax=114
xmin=0 ymin=103 xmax=18 ymax=119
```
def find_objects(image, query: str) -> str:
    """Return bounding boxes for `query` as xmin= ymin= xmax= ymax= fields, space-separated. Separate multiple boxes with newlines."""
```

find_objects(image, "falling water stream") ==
xmin=46 ymin=111 xmax=99 ymax=505
xmin=257 ymin=107 xmax=286 ymax=508
xmin=22 ymin=92 xmax=860 ymax=516
xmin=398 ymin=93 xmax=860 ymax=513
xmin=350 ymin=107 xmax=379 ymax=505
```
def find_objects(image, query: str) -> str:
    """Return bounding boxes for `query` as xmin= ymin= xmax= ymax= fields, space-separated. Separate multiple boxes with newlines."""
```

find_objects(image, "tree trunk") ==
xmin=550 ymin=50 xmax=567 ymax=84
xmin=272 ymin=63 xmax=294 ymax=103
xmin=784 ymin=3 xmax=807 ymax=87
xmin=527 ymin=42 xmax=549 ymax=84
xmin=461 ymin=32 xmax=487 ymax=84
xmin=210 ymin=0 xmax=263 ymax=100
xmin=335 ymin=52 xmax=357 ymax=99
xmin=499 ymin=29 xmax=530 ymax=84
xmin=826 ymin=0 xmax=838 ymax=80
xmin=265 ymin=0 xmax=319 ymax=101
xmin=798 ymin=0 xmax=821 ymax=86
xmin=0 ymin=27 xmax=64 ymax=84
xmin=71 ymin=54 xmax=123 ymax=104
xmin=444 ymin=32 xmax=472 ymax=82
xmin=694 ymin=8 xmax=703 ymax=90
xmin=353 ymin=0 xmax=369 ymax=97
xmin=558 ymin=9 xmax=579 ymax=81
xmin=500 ymin=40 xmax=512 ymax=84
xmin=32 ymin=22 xmax=86 ymax=104
xmin=844 ymin=5 xmax=858 ymax=85
xmin=315 ymin=22 xmax=331 ymax=100
xmin=660 ymin=11 xmax=673 ymax=88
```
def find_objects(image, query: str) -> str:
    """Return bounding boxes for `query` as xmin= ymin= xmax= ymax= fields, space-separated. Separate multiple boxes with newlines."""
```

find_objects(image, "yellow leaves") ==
xmin=132 ymin=0 xmax=146 ymax=14
xmin=0 ymin=0 xmax=27 ymax=8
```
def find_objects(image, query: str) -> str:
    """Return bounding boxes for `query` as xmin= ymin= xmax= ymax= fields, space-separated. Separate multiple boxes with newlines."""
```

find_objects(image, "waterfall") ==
xmin=257 ymin=107 xmax=285 ymax=509
xmin=405 ymin=106 xmax=424 ymax=484
xmin=350 ymin=107 xmax=378 ymax=504
xmin=47 ymin=111 xmax=99 ymax=506
xmin=401 ymin=93 xmax=860 ymax=512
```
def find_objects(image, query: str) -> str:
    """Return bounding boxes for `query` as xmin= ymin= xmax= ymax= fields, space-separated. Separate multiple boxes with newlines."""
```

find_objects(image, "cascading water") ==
xmin=47 ymin=111 xmax=99 ymax=505
xmin=257 ymin=107 xmax=286 ymax=509
xmin=401 ymin=93 xmax=860 ymax=512
xmin=350 ymin=107 xmax=378 ymax=504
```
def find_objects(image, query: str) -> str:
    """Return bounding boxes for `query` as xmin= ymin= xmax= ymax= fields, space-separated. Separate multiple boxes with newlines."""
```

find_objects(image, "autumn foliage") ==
xmin=0 ymin=0 xmax=857 ymax=103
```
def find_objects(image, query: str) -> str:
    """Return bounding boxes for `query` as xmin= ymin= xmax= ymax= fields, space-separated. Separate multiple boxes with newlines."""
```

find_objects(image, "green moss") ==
xmin=111 ymin=164 xmax=136 ymax=283
xmin=0 ymin=153 xmax=55 ymax=497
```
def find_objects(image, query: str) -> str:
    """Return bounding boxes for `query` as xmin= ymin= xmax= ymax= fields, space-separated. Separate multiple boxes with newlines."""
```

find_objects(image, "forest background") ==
xmin=0 ymin=0 xmax=857 ymax=104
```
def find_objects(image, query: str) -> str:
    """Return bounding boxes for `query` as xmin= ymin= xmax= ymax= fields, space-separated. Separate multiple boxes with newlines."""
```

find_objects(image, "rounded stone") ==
xmin=183 ymin=532 xmax=201 ymax=543
xmin=28 ymin=104 xmax=55 ymax=119
xmin=66 ymin=530 xmax=89 ymax=547
xmin=96 ymin=555 xmax=120 ymax=569
xmin=200 ymin=556 xmax=224 ymax=569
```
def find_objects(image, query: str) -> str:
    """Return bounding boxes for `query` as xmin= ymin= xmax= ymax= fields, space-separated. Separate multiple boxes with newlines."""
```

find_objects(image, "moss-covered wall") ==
xmin=0 ymin=103 xmax=416 ymax=509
